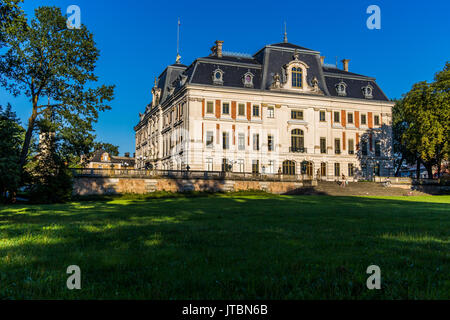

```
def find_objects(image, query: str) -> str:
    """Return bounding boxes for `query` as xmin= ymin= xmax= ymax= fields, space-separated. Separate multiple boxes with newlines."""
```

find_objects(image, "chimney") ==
xmin=124 ymin=152 xmax=130 ymax=158
xmin=215 ymin=40 xmax=224 ymax=58
xmin=341 ymin=59 xmax=350 ymax=72
xmin=320 ymin=56 xmax=325 ymax=65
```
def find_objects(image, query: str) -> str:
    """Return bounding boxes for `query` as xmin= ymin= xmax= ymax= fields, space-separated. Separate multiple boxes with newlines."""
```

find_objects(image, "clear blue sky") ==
xmin=1 ymin=0 xmax=449 ymax=156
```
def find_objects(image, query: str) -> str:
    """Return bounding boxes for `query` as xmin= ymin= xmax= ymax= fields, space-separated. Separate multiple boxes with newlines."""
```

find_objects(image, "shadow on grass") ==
xmin=0 ymin=195 xmax=449 ymax=299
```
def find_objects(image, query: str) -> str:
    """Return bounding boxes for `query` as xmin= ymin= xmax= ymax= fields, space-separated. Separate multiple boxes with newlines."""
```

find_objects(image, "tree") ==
xmin=93 ymin=142 xmax=120 ymax=156
xmin=0 ymin=6 xmax=115 ymax=173
xmin=394 ymin=62 xmax=450 ymax=178
xmin=0 ymin=0 xmax=25 ymax=47
xmin=0 ymin=103 xmax=24 ymax=202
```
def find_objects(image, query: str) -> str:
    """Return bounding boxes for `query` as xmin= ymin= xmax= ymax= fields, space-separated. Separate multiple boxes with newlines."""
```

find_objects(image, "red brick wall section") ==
xmin=216 ymin=123 xmax=220 ymax=144
xmin=341 ymin=110 xmax=346 ymax=127
xmin=247 ymin=102 xmax=251 ymax=121
xmin=247 ymin=126 xmax=250 ymax=145
xmin=368 ymin=112 xmax=373 ymax=128
xmin=215 ymin=100 xmax=221 ymax=119
xmin=231 ymin=101 xmax=236 ymax=119
xmin=355 ymin=111 xmax=360 ymax=128
xmin=232 ymin=125 xmax=236 ymax=145
xmin=202 ymin=99 xmax=205 ymax=117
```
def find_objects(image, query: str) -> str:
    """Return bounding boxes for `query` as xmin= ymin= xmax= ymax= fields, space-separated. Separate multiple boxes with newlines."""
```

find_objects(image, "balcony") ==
xmin=290 ymin=147 xmax=307 ymax=153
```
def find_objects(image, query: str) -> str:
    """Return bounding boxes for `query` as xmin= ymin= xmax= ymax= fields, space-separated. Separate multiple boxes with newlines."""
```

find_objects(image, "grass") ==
xmin=0 ymin=193 xmax=449 ymax=299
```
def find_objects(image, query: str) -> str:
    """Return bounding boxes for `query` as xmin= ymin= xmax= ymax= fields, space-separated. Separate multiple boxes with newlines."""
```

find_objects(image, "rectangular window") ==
xmin=253 ymin=134 xmax=260 ymax=151
xmin=320 ymin=137 xmax=327 ymax=154
xmin=320 ymin=163 xmax=327 ymax=177
xmin=348 ymin=139 xmax=354 ymax=154
xmin=361 ymin=114 xmax=367 ymax=125
xmin=206 ymin=131 xmax=214 ymax=148
xmin=348 ymin=163 xmax=354 ymax=176
xmin=374 ymin=115 xmax=380 ymax=126
xmin=361 ymin=141 xmax=368 ymax=156
xmin=252 ymin=160 xmax=259 ymax=174
xmin=238 ymin=103 xmax=245 ymax=116
xmin=375 ymin=140 xmax=381 ymax=156
xmin=222 ymin=102 xmax=230 ymax=115
xmin=267 ymin=106 xmax=274 ymax=118
xmin=222 ymin=132 xmax=229 ymax=150
xmin=335 ymin=138 xmax=341 ymax=154
xmin=222 ymin=158 xmax=229 ymax=172
xmin=206 ymin=101 xmax=214 ymax=114
xmin=334 ymin=163 xmax=340 ymax=177
xmin=237 ymin=159 xmax=244 ymax=173
xmin=252 ymin=105 xmax=260 ymax=117
xmin=319 ymin=110 xmax=326 ymax=122
xmin=347 ymin=112 xmax=354 ymax=124
xmin=268 ymin=160 xmax=275 ymax=174
xmin=334 ymin=111 xmax=340 ymax=123
xmin=206 ymin=158 xmax=213 ymax=171
xmin=291 ymin=110 xmax=304 ymax=120
xmin=238 ymin=133 xmax=245 ymax=151
xmin=268 ymin=134 xmax=274 ymax=151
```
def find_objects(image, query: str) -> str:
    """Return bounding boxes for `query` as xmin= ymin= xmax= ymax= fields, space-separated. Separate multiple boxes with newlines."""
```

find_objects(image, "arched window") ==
xmin=283 ymin=160 xmax=296 ymax=175
xmin=301 ymin=161 xmax=313 ymax=176
xmin=290 ymin=129 xmax=305 ymax=152
xmin=292 ymin=67 xmax=303 ymax=88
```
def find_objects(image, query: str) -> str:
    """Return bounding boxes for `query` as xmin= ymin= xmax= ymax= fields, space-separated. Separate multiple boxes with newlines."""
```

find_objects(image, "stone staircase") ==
xmin=292 ymin=181 xmax=428 ymax=196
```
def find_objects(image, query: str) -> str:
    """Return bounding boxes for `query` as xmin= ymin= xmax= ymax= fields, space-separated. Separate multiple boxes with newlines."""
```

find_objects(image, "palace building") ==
xmin=134 ymin=37 xmax=394 ymax=179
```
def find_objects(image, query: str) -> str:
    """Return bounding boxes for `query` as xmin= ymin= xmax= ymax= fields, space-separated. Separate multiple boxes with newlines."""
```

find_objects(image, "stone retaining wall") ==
xmin=73 ymin=176 xmax=317 ymax=195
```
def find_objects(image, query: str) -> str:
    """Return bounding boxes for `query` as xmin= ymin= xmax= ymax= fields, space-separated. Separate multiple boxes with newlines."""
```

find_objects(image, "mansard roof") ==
xmin=146 ymin=40 xmax=391 ymax=111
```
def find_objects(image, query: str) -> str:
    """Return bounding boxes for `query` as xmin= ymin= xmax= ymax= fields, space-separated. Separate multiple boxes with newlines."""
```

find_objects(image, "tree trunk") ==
xmin=424 ymin=163 xmax=433 ymax=180
xmin=437 ymin=159 xmax=441 ymax=178
xmin=395 ymin=156 xmax=404 ymax=177
xmin=19 ymin=98 xmax=38 ymax=170
xmin=416 ymin=158 xmax=421 ymax=180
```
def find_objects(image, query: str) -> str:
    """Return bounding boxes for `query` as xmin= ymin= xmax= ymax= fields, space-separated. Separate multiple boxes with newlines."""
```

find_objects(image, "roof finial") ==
xmin=283 ymin=21 xmax=288 ymax=43
xmin=176 ymin=18 xmax=181 ymax=63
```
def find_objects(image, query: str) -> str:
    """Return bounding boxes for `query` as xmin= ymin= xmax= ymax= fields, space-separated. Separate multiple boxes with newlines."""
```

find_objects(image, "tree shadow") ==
xmin=0 ymin=195 xmax=449 ymax=299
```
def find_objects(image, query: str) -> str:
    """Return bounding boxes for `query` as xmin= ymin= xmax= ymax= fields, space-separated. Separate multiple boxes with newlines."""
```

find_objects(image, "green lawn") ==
xmin=0 ymin=193 xmax=449 ymax=299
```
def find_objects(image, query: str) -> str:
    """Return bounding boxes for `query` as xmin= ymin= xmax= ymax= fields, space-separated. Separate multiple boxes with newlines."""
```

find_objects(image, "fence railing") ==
xmin=71 ymin=168 xmax=310 ymax=182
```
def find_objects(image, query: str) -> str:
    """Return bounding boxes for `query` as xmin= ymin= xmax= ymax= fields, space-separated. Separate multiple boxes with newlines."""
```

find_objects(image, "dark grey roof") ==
xmin=145 ymin=41 xmax=390 ymax=111
xmin=90 ymin=149 xmax=135 ymax=165
xmin=190 ymin=62 xmax=262 ymax=88
xmin=322 ymin=66 xmax=370 ymax=78
xmin=324 ymin=76 xmax=388 ymax=101
xmin=269 ymin=42 xmax=314 ymax=51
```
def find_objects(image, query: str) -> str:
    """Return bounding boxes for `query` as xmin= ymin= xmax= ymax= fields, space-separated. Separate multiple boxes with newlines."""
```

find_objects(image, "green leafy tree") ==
xmin=396 ymin=62 xmax=450 ymax=178
xmin=93 ymin=142 xmax=120 ymax=156
xmin=0 ymin=103 xmax=24 ymax=202
xmin=0 ymin=0 xmax=25 ymax=47
xmin=0 ymin=6 xmax=115 ymax=173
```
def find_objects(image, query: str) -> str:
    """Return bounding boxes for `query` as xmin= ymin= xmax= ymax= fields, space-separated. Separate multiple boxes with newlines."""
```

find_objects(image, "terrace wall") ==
xmin=73 ymin=176 xmax=316 ymax=196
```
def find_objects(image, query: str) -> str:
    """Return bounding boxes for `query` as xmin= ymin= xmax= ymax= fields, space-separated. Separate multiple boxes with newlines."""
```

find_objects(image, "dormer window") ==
xmin=242 ymin=71 xmax=254 ymax=88
xmin=212 ymin=68 xmax=224 ymax=85
xmin=362 ymin=84 xmax=373 ymax=99
xmin=336 ymin=81 xmax=347 ymax=96
xmin=292 ymin=67 xmax=303 ymax=88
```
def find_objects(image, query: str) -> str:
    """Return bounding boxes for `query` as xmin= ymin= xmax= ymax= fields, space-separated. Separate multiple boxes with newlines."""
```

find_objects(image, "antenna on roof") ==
xmin=283 ymin=21 xmax=288 ymax=43
xmin=335 ymin=56 xmax=338 ymax=67
xmin=176 ymin=18 xmax=181 ymax=64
